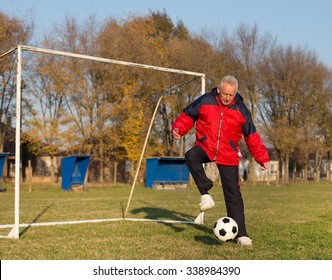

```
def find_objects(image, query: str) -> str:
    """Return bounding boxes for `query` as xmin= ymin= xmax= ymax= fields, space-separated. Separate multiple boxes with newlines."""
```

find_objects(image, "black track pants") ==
xmin=185 ymin=146 xmax=213 ymax=195
xmin=185 ymin=145 xmax=248 ymax=237
xmin=217 ymin=164 xmax=248 ymax=237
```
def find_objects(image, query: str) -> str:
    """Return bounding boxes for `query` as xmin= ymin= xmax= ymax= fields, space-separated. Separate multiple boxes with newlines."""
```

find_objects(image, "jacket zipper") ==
xmin=214 ymin=110 xmax=223 ymax=161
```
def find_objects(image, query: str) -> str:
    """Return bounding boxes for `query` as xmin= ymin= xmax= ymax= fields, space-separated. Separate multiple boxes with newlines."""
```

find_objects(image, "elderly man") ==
xmin=172 ymin=75 xmax=270 ymax=246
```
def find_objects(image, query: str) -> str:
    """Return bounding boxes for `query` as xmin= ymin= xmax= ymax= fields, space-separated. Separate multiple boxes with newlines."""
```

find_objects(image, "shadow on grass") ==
xmin=194 ymin=235 xmax=221 ymax=245
xmin=131 ymin=206 xmax=221 ymax=245
xmin=19 ymin=204 xmax=54 ymax=237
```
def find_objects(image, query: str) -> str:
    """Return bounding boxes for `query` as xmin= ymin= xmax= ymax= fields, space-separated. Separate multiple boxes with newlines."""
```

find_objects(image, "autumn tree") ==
xmin=0 ymin=12 xmax=33 ymax=152
xmin=97 ymin=11 xmax=210 ymax=181
xmin=23 ymin=51 xmax=72 ymax=183
xmin=40 ymin=16 xmax=120 ymax=183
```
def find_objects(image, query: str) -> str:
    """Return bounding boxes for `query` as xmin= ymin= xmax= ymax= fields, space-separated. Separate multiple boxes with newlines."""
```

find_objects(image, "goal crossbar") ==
xmin=22 ymin=45 xmax=206 ymax=77
xmin=0 ymin=45 xmax=205 ymax=239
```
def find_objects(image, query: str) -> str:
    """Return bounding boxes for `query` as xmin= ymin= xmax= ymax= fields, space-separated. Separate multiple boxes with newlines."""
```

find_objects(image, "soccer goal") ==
xmin=0 ymin=45 xmax=205 ymax=239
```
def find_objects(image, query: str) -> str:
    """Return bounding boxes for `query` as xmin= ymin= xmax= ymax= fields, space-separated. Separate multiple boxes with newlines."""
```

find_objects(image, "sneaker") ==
xmin=199 ymin=194 xmax=215 ymax=211
xmin=194 ymin=212 xmax=205 ymax=225
xmin=237 ymin=236 xmax=253 ymax=246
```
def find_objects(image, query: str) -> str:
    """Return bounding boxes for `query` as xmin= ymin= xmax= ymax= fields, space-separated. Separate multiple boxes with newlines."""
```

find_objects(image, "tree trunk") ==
xmin=129 ymin=161 xmax=135 ymax=184
xmin=249 ymin=156 xmax=256 ymax=183
xmin=315 ymin=150 xmax=322 ymax=182
xmin=50 ymin=155 xmax=55 ymax=183
xmin=303 ymin=162 xmax=308 ymax=182
xmin=0 ymin=128 xmax=4 ymax=153
xmin=284 ymin=154 xmax=290 ymax=184
xmin=327 ymin=152 xmax=331 ymax=181
xmin=113 ymin=161 xmax=118 ymax=186
xmin=99 ymin=144 xmax=104 ymax=184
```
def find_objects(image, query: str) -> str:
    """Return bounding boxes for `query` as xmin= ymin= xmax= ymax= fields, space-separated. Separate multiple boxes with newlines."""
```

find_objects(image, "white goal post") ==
xmin=0 ymin=45 xmax=205 ymax=239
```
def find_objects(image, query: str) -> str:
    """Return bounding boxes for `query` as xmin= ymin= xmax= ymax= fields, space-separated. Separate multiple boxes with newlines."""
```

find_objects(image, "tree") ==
xmin=219 ymin=24 xmax=276 ymax=181
xmin=259 ymin=44 xmax=329 ymax=182
xmin=23 ymin=51 xmax=71 ymax=183
xmin=45 ymin=15 xmax=120 ymax=183
xmin=97 ymin=11 xmax=212 ymax=178
xmin=0 ymin=12 xmax=33 ymax=152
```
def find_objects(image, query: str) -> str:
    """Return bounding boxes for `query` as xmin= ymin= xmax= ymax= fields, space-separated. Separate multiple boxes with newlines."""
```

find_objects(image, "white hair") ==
xmin=220 ymin=75 xmax=238 ymax=91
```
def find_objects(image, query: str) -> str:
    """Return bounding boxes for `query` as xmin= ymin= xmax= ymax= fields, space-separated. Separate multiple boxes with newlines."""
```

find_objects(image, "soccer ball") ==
xmin=213 ymin=217 xmax=238 ymax=242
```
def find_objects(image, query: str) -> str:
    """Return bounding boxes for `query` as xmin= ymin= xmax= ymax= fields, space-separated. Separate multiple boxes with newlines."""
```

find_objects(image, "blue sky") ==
xmin=2 ymin=0 xmax=332 ymax=68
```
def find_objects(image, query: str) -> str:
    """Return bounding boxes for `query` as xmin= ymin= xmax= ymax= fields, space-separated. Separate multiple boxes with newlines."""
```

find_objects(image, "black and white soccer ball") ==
xmin=213 ymin=217 xmax=238 ymax=242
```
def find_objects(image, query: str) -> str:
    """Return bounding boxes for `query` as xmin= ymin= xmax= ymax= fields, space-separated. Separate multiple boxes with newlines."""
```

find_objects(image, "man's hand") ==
xmin=260 ymin=162 xmax=270 ymax=171
xmin=172 ymin=128 xmax=181 ymax=140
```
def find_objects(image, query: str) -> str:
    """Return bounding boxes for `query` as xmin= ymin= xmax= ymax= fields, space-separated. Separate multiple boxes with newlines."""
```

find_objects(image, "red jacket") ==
xmin=172 ymin=88 xmax=269 ymax=166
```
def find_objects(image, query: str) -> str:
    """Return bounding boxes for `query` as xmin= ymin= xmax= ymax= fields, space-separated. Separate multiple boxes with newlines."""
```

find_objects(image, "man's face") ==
xmin=218 ymin=82 xmax=237 ymax=106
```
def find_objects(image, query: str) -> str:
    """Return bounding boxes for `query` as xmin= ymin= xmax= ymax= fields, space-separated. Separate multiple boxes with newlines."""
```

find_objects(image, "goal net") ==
xmin=0 ymin=45 xmax=205 ymax=239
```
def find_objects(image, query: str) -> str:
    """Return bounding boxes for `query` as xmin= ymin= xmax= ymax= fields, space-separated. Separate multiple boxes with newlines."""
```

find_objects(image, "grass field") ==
xmin=0 ymin=182 xmax=331 ymax=260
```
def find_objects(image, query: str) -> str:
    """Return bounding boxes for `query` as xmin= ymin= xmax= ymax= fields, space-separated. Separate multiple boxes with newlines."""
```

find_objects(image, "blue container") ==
xmin=61 ymin=155 xmax=91 ymax=190
xmin=145 ymin=157 xmax=190 ymax=188
xmin=0 ymin=153 xmax=9 ymax=179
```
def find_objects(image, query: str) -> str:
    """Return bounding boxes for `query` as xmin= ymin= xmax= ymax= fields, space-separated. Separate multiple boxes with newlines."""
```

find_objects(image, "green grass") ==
xmin=0 ymin=182 xmax=331 ymax=260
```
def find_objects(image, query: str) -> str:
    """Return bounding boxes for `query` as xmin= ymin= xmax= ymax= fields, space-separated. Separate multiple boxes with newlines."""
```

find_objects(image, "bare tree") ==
xmin=0 ymin=12 xmax=33 ymax=152
xmin=23 ymin=52 xmax=71 ymax=183
xmin=219 ymin=23 xmax=276 ymax=181
xmin=259 ymin=44 xmax=329 ymax=182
